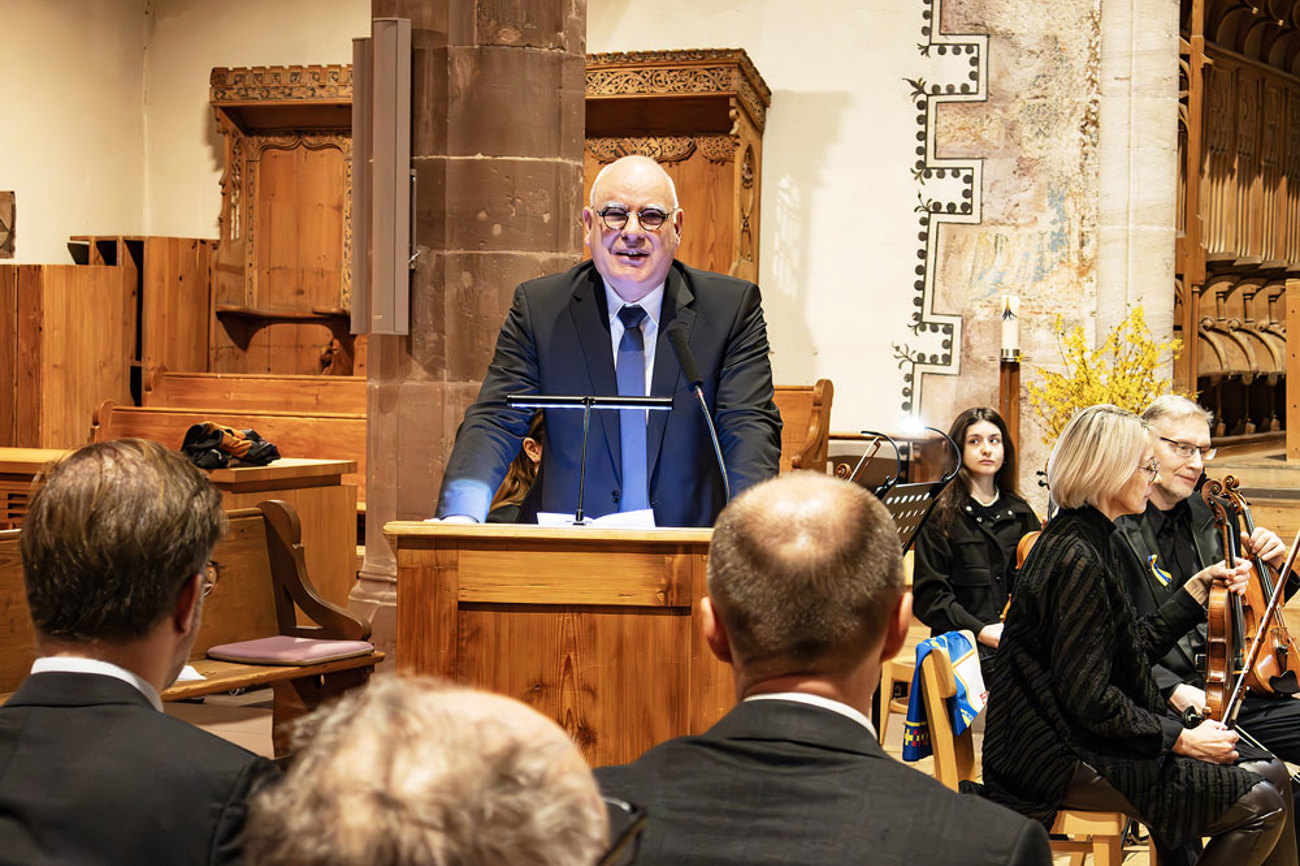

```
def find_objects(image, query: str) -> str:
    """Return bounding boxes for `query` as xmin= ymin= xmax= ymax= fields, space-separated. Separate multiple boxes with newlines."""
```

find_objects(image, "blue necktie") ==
xmin=616 ymin=304 xmax=649 ymax=512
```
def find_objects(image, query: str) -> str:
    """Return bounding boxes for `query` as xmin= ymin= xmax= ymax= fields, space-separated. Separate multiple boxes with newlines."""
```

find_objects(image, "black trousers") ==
xmin=1238 ymin=693 xmax=1300 ymax=763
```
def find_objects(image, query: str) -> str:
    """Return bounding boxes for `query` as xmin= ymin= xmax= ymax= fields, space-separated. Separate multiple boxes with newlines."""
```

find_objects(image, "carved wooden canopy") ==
xmin=210 ymin=65 xmax=352 ymax=132
xmin=586 ymin=48 xmax=772 ymax=135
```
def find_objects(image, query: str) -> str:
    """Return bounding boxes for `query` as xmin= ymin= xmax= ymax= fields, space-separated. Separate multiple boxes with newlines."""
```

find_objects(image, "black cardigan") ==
xmin=982 ymin=506 xmax=1259 ymax=846
xmin=912 ymin=492 xmax=1039 ymax=636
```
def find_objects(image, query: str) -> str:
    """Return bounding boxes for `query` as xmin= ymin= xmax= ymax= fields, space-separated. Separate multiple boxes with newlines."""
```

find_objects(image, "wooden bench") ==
xmin=91 ymin=399 xmax=366 ymax=506
xmin=144 ymin=368 xmax=365 ymax=414
xmin=773 ymin=379 xmax=834 ymax=472
xmin=0 ymin=500 xmax=382 ymax=757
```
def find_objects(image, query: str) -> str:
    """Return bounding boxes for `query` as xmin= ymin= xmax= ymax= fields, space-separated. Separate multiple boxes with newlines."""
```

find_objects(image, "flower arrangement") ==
xmin=1026 ymin=306 xmax=1184 ymax=445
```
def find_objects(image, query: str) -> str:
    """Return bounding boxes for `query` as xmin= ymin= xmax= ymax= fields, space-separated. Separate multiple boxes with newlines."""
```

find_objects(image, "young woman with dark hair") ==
xmin=912 ymin=406 xmax=1040 ymax=656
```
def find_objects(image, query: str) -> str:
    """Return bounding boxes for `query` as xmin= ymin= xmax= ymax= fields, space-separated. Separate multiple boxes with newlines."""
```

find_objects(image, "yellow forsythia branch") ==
xmin=1025 ymin=306 xmax=1185 ymax=445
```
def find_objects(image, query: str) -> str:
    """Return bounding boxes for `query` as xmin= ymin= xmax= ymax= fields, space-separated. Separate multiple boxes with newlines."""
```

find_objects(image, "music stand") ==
xmin=852 ymin=427 xmax=960 ymax=553
xmin=506 ymin=394 xmax=673 ymax=525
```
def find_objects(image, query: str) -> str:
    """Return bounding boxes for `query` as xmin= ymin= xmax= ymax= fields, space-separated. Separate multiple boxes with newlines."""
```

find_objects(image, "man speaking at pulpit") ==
xmin=435 ymin=155 xmax=782 ymax=527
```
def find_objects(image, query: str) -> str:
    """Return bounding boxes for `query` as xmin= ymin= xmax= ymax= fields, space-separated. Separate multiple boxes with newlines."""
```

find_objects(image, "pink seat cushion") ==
xmin=206 ymin=635 xmax=374 ymax=666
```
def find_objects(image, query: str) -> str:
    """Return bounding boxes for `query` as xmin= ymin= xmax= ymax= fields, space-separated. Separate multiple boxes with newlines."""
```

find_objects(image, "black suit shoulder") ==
xmin=0 ymin=673 xmax=277 ymax=866
xmin=596 ymin=701 xmax=1050 ymax=865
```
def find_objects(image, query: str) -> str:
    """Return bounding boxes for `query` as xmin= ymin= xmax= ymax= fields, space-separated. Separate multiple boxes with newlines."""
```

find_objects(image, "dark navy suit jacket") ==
xmin=0 ymin=672 xmax=277 ymax=866
xmin=595 ymin=699 xmax=1052 ymax=865
xmin=437 ymin=259 xmax=782 ymax=527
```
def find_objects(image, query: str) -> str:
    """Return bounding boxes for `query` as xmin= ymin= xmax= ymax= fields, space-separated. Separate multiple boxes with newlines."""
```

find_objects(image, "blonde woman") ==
xmin=982 ymin=404 xmax=1294 ymax=866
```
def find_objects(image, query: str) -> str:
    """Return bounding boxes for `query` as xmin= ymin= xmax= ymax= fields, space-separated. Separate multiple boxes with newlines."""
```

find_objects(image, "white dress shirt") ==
xmin=744 ymin=691 xmax=879 ymax=738
xmin=31 ymin=656 xmax=164 ymax=712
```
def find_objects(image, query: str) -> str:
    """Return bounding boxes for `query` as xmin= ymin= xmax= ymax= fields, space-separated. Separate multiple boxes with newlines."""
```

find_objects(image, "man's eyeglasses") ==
xmin=1159 ymin=436 xmax=1217 ymax=462
xmin=201 ymin=561 xmax=222 ymax=599
xmin=1139 ymin=458 xmax=1161 ymax=484
xmin=597 ymin=797 xmax=647 ymax=866
xmin=596 ymin=206 xmax=676 ymax=232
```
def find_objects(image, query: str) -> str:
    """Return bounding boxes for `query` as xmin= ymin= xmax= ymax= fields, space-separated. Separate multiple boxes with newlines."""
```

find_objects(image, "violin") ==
xmin=1200 ymin=479 xmax=1245 ymax=723
xmin=1219 ymin=478 xmax=1300 ymax=697
xmin=1201 ymin=478 xmax=1300 ymax=725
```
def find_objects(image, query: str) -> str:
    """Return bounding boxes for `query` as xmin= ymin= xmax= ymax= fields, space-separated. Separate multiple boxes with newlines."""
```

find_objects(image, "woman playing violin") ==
xmin=913 ymin=407 xmax=1039 ymax=658
xmin=983 ymin=404 xmax=1295 ymax=866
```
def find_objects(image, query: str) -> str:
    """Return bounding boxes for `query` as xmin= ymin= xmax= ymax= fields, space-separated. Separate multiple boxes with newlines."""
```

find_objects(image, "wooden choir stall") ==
xmin=384 ymin=522 xmax=731 ymax=766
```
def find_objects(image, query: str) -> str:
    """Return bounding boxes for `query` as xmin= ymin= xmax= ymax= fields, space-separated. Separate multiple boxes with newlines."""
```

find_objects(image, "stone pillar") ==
xmin=351 ymin=0 xmax=587 ymax=657
xmin=1095 ymin=0 xmax=1180 ymax=343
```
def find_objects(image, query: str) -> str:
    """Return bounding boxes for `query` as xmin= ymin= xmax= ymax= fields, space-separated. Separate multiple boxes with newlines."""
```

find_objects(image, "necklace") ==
xmin=970 ymin=489 xmax=1000 ymax=508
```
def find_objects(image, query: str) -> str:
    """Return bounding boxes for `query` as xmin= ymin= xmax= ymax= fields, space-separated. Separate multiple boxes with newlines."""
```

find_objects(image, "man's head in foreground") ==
xmin=22 ymin=438 xmax=227 ymax=690
xmin=245 ymin=676 xmax=608 ymax=866
xmin=702 ymin=472 xmax=910 ymax=702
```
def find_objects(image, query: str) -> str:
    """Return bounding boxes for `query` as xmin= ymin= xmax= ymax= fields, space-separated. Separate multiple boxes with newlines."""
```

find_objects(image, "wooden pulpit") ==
xmin=384 ymin=522 xmax=733 ymax=766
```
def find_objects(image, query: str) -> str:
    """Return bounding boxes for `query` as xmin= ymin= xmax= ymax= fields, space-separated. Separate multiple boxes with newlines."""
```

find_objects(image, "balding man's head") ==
xmin=245 ymin=677 xmax=607 ymax=866
xmin=706 ymin=474 xmax=904 ymax=675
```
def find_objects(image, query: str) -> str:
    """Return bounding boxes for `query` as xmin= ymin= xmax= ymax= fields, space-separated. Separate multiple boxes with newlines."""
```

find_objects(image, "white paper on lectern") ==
xmin=537 ymin=509 xmax=657 ymax=529
xmin=175 ymin=664 xmax=205 ymax=682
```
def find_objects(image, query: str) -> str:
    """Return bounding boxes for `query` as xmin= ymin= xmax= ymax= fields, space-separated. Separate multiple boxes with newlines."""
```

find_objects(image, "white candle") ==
xmin=1001 ymin=296 xmax=1020 ymax=354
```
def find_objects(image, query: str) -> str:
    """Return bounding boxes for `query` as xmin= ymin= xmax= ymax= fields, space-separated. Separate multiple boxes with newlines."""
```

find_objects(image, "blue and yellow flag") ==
xmin=1149 ymin=553 xmax=1172 ymax=587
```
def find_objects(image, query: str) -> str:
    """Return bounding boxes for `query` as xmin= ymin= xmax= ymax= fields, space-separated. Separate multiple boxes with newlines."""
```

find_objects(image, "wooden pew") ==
xmin=773 ymin=379 xmax=834 ymax=473
xmin=91 ymin=399 xmax=366 ymax=505
xmin=0 ymin=501 xmax=382 ymax=756
xmin=144 ymin=368 xmax=365 ymax=414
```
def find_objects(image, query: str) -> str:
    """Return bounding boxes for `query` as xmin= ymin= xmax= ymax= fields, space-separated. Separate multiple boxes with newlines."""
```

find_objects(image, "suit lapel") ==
xmin=570 ymin=269 xmax=622 ymax=476
xmin=648 ymin=267 xmax=694 ymax=484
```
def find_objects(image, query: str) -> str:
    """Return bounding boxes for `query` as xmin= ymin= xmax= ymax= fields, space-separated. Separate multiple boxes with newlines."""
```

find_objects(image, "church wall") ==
xmin=590 ymin=0 xmax=1177 ymax=499
xmin=142 ymin=0 xmax=369 ymax=239
xmin=0 ymin=0 xmax=148 ymax=264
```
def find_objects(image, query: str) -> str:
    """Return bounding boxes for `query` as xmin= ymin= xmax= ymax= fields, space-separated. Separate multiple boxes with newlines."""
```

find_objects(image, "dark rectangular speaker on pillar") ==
xmin=351 ymin=17 xmax=411 ymax=336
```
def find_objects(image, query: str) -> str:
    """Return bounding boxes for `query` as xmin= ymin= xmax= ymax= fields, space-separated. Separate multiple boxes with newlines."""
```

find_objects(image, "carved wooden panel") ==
xmin=209 ymin=66 xmax=357 ymax=376
xmin=1177 ymin=4 xmax=1300 ymax=444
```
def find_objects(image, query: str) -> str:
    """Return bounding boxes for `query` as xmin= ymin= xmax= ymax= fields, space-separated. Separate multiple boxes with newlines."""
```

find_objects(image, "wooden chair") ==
xmin=877 ymin=550 xmax=917 ymax=744
xmin=917 ymin=643 xmax=1142 ymax=866
xmin=1 ymin=500 xmax=382 ymax=757
xmin=772 ymin=379 xmax=833 ymax=472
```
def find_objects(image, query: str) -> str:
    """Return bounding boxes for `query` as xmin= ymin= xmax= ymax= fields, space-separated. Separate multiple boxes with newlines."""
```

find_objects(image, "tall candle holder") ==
xmin=999 ymin=295 xmax=1022 ymax=454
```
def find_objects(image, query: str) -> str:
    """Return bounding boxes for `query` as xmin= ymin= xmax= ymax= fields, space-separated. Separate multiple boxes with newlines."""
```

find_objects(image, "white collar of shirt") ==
xmin=743 ymin=691 xmax=878 ymax=737
xmin=604 ymin=281 xmax=665 ymax=394
xmin=31 ymin=656 xmax=164 ymax=712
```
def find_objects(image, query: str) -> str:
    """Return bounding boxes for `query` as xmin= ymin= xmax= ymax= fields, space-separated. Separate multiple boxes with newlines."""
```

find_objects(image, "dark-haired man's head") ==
xmin=22 ymin=439 xmax=227 ymax=689
xmin=702 ymin=472 xmax=910 ymax=704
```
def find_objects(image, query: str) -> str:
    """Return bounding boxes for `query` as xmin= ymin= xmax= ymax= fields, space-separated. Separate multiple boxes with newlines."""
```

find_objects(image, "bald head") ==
xmin=245 ymin=677 xmax=606 ymax=866
xmin=706 ymin=474 xmax=904 ymax=674
xmin=589 ymin=155 xmax=679 ymax=209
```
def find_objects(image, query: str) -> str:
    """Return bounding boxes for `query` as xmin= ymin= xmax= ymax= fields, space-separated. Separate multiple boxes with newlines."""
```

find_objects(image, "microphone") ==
xmin=667 ymin=324 xmax=704 ymax=388
xmin=666 ymin=324 xmax=731 ymax=503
